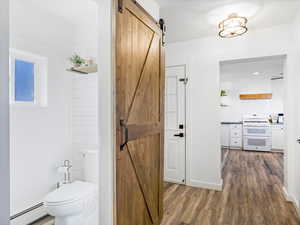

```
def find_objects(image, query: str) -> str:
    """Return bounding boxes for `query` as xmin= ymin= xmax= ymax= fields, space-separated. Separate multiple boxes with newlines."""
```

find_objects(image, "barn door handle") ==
xmin=120 ymin=120 xmax=128 ymax=151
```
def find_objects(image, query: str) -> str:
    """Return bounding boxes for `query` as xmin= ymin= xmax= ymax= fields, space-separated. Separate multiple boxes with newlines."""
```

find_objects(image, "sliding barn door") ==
xmin=116 ymin=1 xmax=165 ymax=225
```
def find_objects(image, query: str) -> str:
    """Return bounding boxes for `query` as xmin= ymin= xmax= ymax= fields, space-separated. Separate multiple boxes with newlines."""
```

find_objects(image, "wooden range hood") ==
xmin=240 ymin=93 xmax=272 ymax=100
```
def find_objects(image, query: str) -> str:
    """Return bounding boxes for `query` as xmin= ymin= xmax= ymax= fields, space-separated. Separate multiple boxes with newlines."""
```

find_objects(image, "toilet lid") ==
xmin=44 ymin=181 xmax=97 ymax=204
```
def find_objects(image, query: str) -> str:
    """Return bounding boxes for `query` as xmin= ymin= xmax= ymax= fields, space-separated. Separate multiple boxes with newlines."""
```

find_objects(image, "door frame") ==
xmin=218 ymin=55 xmax=291 ymax=193
xmin=165 ymin=64 xmax=191 ymax=186
xmin=0 ymin=0 xmax=10 ymax=223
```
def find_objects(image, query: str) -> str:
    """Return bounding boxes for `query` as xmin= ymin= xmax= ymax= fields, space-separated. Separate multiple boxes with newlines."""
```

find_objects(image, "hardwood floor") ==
xmin=30 ymin=216 xmax=54 ymax=225
xmin=161 ymin=150 xmax=300 ymax=225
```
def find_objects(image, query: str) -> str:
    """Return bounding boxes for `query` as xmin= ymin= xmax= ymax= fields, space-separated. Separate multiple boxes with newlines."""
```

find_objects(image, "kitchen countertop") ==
xmin=221 ymin=122 xmax=243 ymax=125
xmin=221 ymin=122 xmax=284 ymax=125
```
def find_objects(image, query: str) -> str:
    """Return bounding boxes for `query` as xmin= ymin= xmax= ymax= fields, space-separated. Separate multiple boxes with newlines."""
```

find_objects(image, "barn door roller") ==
xmin=118 ymin=0 xmax=123 ymax=13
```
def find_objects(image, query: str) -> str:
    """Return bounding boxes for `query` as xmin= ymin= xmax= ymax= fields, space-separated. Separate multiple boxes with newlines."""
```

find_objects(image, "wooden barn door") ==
xmin=116 ymin=0 xmax=165 ymax=225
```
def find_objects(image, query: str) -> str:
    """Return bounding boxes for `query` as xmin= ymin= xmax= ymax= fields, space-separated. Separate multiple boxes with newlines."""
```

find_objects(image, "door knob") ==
xmin=174 ymin=133 xmax=184 ymax=138
xmin=297 ymin=139 xmax=300 ymax=144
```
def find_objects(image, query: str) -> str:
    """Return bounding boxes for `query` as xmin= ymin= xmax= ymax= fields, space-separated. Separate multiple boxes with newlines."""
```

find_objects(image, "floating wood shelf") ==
xmin=67 ymin=64 xmax=98 ymax=74
xmin=220 ymin=104 xmax=229 ymax=107
xmin=240 ymin=93 xmax=272 ymax=100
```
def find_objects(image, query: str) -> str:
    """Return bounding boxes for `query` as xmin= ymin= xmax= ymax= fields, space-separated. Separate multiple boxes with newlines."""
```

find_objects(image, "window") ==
xmin=15 ymin=59 xmax=35 ymax=102
xmin=10 ymin=49 xmax=48 ymax=106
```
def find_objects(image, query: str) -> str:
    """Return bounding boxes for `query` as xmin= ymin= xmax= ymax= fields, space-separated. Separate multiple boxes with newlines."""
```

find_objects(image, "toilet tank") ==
xmin=81 ymin=149 xmax=99 ymax=184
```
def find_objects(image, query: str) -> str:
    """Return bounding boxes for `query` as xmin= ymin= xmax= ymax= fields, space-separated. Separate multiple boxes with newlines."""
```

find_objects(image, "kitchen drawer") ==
xmin=231 ymin=129 xmax=242 ymax=138
xmin=230 ymin=124 xmax=242 ymax=132
xmin=272 ymin=125 xmax=284 ymax=130
xmin=230 ymin=137 xmax=242 ymax=148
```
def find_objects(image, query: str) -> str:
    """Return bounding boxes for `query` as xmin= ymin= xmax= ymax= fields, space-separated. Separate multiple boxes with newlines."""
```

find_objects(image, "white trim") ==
xmin=219 ymin=54 xmax=289 ymax=192
xmin=185 ymin=64 xmax=192 ymax=189
xmin=97 ymin=0 xmax=115 ymax=225
xmin=164 ymin=178 xmax=185 ymax=185
xmin=11 ymin=207 xmax=47 ymax=225
xmin=189 ymin=179 xmax=223 ymax=191
xmin=282 ymin=186 xmax=300 ymax=217
xmin=165 ymin=64 xmax=190 ymax=186
xmin=0 ymin=0 xmax=10 ymax=222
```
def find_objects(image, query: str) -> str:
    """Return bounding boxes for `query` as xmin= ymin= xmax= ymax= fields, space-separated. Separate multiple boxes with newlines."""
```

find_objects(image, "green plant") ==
xmin=69 ymin=53 xmax=85 ymax=66
xmin=220 ymin=90 xmax=227 ymax=96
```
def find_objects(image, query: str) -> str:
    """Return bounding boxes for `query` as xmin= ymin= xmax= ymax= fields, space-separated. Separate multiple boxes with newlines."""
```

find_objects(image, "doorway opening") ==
xmin=164 ymin=65 xmax=187 ymax=185
xmin=219 ymin=55 xmax=287 ymax=188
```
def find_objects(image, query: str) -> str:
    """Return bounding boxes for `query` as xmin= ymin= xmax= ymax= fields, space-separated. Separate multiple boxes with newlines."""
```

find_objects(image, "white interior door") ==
xmin=164 ymin=65 xmax=186 ymax=184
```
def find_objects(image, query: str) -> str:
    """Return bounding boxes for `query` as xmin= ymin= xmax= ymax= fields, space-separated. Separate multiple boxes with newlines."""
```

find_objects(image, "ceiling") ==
xmin=220 ymin=56 xmax=285 ymax=81
xmin=18 ymin=0 xmax=98 ymax=26
xmin=158 ymin=0 xmax=300 ymax=43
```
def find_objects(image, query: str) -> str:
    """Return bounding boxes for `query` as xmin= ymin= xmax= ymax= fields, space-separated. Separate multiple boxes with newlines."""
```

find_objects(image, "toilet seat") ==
xmin=44 ymin=181 xmax=97 ymax=206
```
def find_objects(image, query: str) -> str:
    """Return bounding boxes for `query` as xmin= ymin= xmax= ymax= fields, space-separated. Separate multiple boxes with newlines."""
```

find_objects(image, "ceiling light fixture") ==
xmin=219 ymin=13 xmax=248 ymax=38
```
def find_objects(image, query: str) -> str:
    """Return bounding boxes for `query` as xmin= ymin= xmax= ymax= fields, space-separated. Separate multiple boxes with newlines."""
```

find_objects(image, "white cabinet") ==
xmin=272 ymin=125 xmax=285 ymax=150
xmin=230 ymin=124 xmax=243 ymax=149
xmin=221 ymin=125 xmax=230 ymax=147
xmin=221 ymin=124 xmax=243 ymax=149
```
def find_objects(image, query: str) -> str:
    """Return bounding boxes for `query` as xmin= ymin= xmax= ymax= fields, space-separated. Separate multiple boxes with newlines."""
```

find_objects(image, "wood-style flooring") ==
xmin=30 ymin=216 xmax=54 ymax=225
xmin=161 ymin=150 xmax=300 ymax=225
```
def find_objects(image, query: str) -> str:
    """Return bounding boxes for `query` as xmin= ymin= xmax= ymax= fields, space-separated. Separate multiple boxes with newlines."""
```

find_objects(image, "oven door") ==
xmin=243 ymin=136 xmax=272 ymax=151
xmin=243 ymin=126 xmax=271 ymax=137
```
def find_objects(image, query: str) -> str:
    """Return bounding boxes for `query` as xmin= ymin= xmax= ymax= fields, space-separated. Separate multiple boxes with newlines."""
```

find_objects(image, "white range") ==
xmin=243 ymin=114 xmax=272 ymax=152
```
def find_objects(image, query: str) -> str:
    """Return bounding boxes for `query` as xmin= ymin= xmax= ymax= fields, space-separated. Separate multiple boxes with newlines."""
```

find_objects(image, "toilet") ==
xmin=44 ymin=150 xmax=99 ymax=225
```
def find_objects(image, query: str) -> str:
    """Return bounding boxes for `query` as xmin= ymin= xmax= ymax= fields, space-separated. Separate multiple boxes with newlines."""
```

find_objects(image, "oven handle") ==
xmin=243 ymin=126 xmax=271 ymax=128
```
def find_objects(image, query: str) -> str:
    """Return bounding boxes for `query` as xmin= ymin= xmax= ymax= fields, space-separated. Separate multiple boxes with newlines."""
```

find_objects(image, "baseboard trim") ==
xmin=283 ymin=186 xmax=300 ymax=217
xmin=164 ymin=178 xmax=185 ymax=185
xmin=188 ymin=179 xmax=223 ymax=191
xmin=10 ymin=206 xmax=47 ymax=225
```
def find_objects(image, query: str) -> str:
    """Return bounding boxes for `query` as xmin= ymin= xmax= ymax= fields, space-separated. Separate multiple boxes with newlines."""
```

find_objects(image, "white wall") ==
xmin=166 ymin=24 xmax=291 ymax=190
xmin=4 ymin=0 xmax=159 ymax=224
xmin=0 ymin=0 xmax=10 ymax=224
xmin=70 ymin=1 xmax=99 ymax=182
xmin=220 ymin=76 xmax=284 ymax=122
xmin=289 ymin=9 xmax=300 ymax=212
xmin=10 ymin=1 xmax=99 ymax=223
xmin=71 ymin=73 xmax=99 ymax=180
xmin=10 ymin=0 xmax=75 ymax=218
xmin=137 ymin=0 xmax=160 ymax=20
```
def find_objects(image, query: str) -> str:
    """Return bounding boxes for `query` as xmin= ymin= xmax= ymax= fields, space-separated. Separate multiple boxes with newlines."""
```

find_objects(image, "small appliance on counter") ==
xmin=277 ymin=113 xmax=284 ymax=124
xmin=269 ymin=113 xmax=284 ymax=124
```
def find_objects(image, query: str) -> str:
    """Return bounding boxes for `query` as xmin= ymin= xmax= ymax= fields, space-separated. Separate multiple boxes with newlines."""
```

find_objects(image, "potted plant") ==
xmin=69 ymin=53 xmax=86 ymax=68
xmin=220 ymin=90 xmax=227 ymax=96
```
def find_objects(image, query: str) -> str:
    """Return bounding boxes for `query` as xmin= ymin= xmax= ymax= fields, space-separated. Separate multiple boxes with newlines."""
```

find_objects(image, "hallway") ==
xmin=161 ymin=150 xmax=300 ymax=225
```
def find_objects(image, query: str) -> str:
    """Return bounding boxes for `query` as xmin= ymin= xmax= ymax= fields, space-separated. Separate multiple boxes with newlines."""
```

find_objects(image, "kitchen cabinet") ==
xmin=272 ymin=125 xmax=285 ymax=151
xmin=230 ymin=124 xmax=243 ymax=149
xmin=221 ymin=123 xmax=243 ymax=149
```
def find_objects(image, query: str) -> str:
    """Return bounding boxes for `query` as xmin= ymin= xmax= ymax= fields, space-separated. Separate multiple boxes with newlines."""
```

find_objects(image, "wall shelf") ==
xmin=240 ymin=93 xmax=272 ymax=100
xmin=220 ymin=104 xmax=229 ymax=107
xmin=67 ymin=64 xmax=98 ymax=74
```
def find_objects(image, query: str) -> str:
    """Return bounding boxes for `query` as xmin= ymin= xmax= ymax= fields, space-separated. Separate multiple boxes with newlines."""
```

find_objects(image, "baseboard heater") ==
xmin=10 ymin=203 xmax=44 ymax=221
